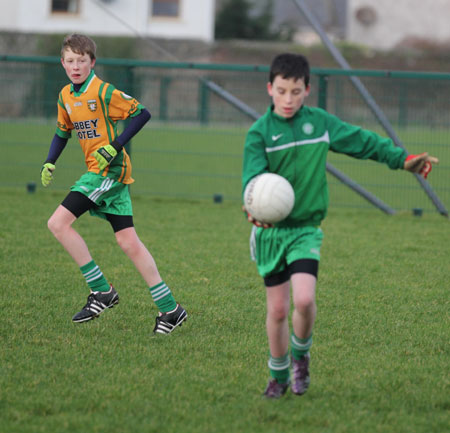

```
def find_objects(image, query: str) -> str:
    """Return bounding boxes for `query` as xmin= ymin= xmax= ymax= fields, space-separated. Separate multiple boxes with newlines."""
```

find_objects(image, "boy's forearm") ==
xmin=242 ymin=147 xmax=269 ymax=196
xmin=331 ymin=123 xmax=407 ymax=169
xmin=115 ymin=108 xmax=151 ymax=148
xmin=45 ymin=134 xmax=68 ymax=164
xmin=365 ymin=135 xmax=407 ymax=169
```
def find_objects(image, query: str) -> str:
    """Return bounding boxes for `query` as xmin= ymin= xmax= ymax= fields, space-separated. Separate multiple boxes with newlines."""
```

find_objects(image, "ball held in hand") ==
xmin=244 ymin=173 xmax=295 ymax=224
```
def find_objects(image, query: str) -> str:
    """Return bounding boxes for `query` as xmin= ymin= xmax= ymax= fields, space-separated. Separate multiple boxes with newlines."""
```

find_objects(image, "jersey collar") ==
xmin=70 ymin=70 xmax=96 ymax=96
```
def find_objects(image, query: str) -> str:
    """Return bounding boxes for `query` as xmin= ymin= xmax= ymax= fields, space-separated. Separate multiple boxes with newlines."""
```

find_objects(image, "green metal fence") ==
xmin=1 ymin=55 xmax=449 ymax=214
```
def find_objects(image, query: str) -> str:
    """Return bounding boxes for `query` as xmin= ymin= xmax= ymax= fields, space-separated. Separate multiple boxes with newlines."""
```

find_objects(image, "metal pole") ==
xmin=202 ymin=79 xmax=262 ymax=120
xmin=326 ymin=163 xmax=396 ymax=214
xmin=292 ymin=0 xmax=448 ymax=217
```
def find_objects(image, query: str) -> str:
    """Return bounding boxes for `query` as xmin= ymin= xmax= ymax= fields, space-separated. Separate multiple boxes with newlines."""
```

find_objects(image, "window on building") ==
xmin=51 ymin=0 xmax=79 ymax=13
xmin=151 ymin=0 xmax=180 ymax=17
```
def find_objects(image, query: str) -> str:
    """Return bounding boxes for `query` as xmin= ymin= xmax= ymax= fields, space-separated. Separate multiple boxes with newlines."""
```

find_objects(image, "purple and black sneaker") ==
xmin=291 ymin=353 xmax=310 ymax=395
xmin=263 ymin=379 xmax=289 ymax=399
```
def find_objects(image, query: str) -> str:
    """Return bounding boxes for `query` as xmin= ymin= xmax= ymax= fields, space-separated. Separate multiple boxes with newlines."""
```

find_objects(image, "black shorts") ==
xmin=264 ymin=259 xmax=319 ymax=287
xmin=61 ymin=191 xmax=134 ymax=233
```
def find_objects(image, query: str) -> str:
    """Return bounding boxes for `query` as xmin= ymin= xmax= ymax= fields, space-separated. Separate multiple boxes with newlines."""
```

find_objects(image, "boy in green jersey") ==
xmin=40 ymin=34 xmax=187 ymax=334
xmin=242 ymin=53 xmax=438 ymax=398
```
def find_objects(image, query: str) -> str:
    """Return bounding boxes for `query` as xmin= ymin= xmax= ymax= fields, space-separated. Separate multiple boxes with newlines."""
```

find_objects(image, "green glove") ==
xmin=92 ymin=144 xmax=118 ymax=170
xmin=40 ymin=163 xmax=55 ymax=187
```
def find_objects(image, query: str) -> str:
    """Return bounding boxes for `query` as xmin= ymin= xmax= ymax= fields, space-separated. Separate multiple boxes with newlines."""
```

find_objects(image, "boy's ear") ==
xmin=91 ymin=58 xmax=96 ymax=68
xmin=267 ymin=82 xmax=273 ymax=97
xmin=305 ymin=84 xmax=311 ymax=96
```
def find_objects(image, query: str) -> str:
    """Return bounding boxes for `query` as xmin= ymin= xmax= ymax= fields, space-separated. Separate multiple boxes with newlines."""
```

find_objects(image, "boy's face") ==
xmin=61 ymin=48 xmax=96 ymax=84
xmin=267 ymin=75 xmax=310 ymax=118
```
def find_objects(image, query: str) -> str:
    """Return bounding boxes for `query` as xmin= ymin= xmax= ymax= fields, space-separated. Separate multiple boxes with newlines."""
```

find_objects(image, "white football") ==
xmin=244 ymin=173 xmax=295 ymax=224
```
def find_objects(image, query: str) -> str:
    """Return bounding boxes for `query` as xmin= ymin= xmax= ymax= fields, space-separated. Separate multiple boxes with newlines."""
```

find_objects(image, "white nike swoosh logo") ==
xmin=272 ymin=134 xmax=283 ymax=141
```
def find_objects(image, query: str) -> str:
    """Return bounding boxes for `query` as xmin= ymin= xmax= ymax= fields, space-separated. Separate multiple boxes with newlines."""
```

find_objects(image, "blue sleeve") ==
xmin=45 ymin=134 xmax=68 ymax=164
xmin=115 ymin=108 xmax=151 ymax=147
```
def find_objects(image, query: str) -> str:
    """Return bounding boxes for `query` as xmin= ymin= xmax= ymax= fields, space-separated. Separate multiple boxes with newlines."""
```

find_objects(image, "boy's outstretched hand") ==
xmin=404 ymin=152 xmax=439 ymax=179
xmin=242 ymin=206 xmax=273 ymax=229
xmin=40 ymin=163 xmax=55 ymax=187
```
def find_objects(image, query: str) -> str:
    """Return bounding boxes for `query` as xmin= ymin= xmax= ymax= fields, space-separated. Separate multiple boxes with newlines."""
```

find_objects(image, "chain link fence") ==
xmin=1 ymin=55 xmax=449 ymax=214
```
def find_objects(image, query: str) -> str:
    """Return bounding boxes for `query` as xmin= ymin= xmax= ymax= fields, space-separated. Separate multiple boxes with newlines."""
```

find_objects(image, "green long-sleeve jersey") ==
xmin=242 ymin=105 xmax=407 ymax=227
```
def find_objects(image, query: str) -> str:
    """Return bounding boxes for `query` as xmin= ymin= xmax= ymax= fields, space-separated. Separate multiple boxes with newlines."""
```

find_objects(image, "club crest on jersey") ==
xmin=87 ymin=99 xmax=97 ymax=112
xmin=302 ymin=122 xmax=314 ymax=135
xmin=65 ymin=103 xmax=72 ymax=115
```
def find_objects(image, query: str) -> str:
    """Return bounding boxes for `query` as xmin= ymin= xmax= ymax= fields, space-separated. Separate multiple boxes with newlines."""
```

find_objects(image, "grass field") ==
xmin=0 ymin=184 xmax=449 ymax=433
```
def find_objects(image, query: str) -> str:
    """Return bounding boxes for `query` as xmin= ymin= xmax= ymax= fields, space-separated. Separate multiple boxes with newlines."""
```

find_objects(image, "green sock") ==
xmin=291 ymin=333 xmax=313 ymax=361
xmin=80 ymin=260 xmax=110 ymax=292
xmin=149 ymin=281 xmax=177 ymax=313
xmin=268 ymin=353 xmax=290 ymax=384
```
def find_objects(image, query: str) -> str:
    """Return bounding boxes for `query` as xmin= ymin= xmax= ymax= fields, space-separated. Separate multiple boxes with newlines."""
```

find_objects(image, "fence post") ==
xmin=317 ymin=74 xmax=328 ymax=110
xmin=198 ymin=78 xmax=210 ymax=125
xmin=159 ymin=76 xmax=171 ymax=121
xmin=43 ymin=63 xmax=61 ymax=119
xmin=398 ymin=81 xmax=408 ymax=128
xmin=123 ymin=65 xmax=135 ymax=156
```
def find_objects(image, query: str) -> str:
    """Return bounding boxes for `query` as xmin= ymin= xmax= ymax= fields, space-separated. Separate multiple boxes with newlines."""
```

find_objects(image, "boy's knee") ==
xmin=47 ymin=215 xmax=63 ymax=236
xmin=294 ymin=294 xmax=315 ymax=314
xmin=268 ymin=302 xmax=289 ymax=322
xmin=116 ymin=231 xmax=140 ymax=254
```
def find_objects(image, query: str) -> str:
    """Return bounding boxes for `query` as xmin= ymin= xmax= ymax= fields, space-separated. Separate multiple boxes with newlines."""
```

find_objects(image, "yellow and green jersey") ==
xmin=55 ymin=70 xmax=144 ymax=184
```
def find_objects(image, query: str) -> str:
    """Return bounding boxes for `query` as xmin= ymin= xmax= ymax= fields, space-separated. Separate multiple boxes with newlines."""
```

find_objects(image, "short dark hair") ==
xmin=269 ymin=53 xmax=310 ymax=86
xmin=61 ymin=34 xmax=97 ymax=60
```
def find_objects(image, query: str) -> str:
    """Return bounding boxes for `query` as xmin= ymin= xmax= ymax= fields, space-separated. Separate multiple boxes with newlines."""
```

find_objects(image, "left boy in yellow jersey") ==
xmin=40 ymin=34 xmax=187 ymax=334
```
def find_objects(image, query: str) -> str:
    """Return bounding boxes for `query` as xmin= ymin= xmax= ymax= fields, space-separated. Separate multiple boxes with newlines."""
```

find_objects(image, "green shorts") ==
xmin=71 ymin=172 xmax=133 ymax=220
xmin=250 ymin=225 xmax=324 ymax=278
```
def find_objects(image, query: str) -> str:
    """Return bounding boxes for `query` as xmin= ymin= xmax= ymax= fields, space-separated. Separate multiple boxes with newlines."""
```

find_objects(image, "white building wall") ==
xmin=148 ymin=0 xmax=215 ymax=41
xmin=0 ymin=0 xmax=215 ymax=42
xmin=348 ymin=0 xmax=450 ymax=50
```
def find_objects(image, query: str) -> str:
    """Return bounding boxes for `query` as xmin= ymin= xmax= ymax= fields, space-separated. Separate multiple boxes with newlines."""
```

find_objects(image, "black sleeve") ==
xmin=113 ymin=108 xmax=151 ymax=150
xmin=45 ymin=134 xmax=68 ymax=164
